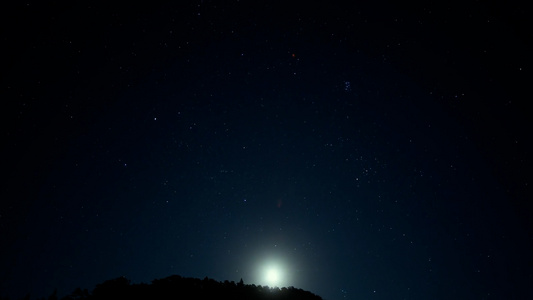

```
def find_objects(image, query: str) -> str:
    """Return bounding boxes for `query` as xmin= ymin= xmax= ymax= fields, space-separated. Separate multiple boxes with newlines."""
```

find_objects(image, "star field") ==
xmin=1 ymin=2 xmax=532 ymax=300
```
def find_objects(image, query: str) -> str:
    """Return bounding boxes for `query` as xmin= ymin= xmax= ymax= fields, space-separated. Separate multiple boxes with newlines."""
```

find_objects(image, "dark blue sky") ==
xmin=2 ymin=2 xmax=532 ymax=299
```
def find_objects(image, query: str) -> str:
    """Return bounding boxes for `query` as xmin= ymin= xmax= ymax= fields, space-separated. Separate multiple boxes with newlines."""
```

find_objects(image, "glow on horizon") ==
xmin=257 ymin=259 xmax=287 ymax=287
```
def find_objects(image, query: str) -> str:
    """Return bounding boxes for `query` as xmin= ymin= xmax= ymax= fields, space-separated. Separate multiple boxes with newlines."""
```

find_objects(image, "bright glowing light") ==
xmin=265 ymin=267 xmax=281 ymax=286
xmin=250 ymin=253 xmax=293 ymax=288
xmin=261 ymin=262 xmax=284 ymax=287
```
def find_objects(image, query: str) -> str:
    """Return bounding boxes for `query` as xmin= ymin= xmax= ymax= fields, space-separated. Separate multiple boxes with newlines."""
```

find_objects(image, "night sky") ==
xmin=2 ymin=2 xmax=532 ymax=299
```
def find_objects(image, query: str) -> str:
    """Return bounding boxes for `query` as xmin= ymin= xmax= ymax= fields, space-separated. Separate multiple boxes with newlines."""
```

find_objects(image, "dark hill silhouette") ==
xmin=37 ymin=275 xmax=323 ymax=300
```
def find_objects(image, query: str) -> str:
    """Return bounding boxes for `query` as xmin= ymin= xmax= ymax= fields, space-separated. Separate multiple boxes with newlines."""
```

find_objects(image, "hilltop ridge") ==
xmin=20 ymin=275 xmax=323 ymax=300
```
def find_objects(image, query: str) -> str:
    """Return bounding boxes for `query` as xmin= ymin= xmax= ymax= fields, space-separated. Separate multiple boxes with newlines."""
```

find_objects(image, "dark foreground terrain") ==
xmin=7 ymin=275 xmax=323 ymax=300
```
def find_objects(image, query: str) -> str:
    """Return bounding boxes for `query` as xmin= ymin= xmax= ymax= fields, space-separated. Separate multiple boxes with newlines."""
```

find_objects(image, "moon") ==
xmin=250 ymin=252 xmax=293 ymax=288
xmin=261 ymin=261 xmax=285 ymax=287
xmin=265 ymin=266 xmax=281 ymax=286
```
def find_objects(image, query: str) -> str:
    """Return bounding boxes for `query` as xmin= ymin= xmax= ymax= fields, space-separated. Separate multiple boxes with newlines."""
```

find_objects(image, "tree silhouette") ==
xmin=10 ymin=274 xmax=323 ymax=300
xmin=91 ymin=277 xmax=131 ymax=300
